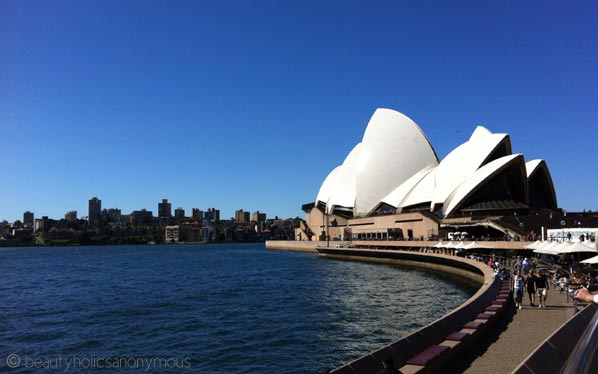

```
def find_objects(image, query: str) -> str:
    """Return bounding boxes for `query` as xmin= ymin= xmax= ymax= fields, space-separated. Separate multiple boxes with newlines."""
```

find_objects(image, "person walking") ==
xmin=514 ymin=257 xmax=522 ymax=273
xmin=525 ymin=270 xmax=537 ymax=307
xmin=522 ymin=258 xmax=531 ymax=276
xmin=535 ymin=270 xmax=550 ymax=308
xmin=512 ymin=269 xmax=524 ymax=310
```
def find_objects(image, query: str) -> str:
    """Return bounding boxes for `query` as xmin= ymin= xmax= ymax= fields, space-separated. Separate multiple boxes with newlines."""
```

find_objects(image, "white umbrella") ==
xmin=533 ymin=241 xmax=561 ymax=255
xmin=558 ymin=241 xmax=598 ymax=254
xmin=524 ymin=240 xmax=542 ymax=250
xmin=581 ymin=255 xmax=598 ymax=264
xmin=443 ymin=241 xmax=456 ymax=248
xmin=454 ymin=241 xmax=468 ymax=249
xmin=554 ymin=241 xmax=573 ymax=253
xmin=432 ymin=241 xmax=445 ymax=248
xmin=532 ymin=241 xmax=548 ymax=253
xmin=464 ymin=241 xmax=491 ymax=250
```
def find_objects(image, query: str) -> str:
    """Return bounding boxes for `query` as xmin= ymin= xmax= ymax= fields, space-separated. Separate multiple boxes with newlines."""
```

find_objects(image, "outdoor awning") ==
xmin=557 ymin=242 xmax=598 ymax=254
xmin=464 ymin=241 xmax=491 ymax=250
xmin=533 ymin=241 xmax=561 ymax=255
xmin=581 ymin=255 xmax=598 ymax=264
xmin=524 ymin=240 xmax=542 ymax=250
xmin=454 ymin=241 xmax=468 ymax=249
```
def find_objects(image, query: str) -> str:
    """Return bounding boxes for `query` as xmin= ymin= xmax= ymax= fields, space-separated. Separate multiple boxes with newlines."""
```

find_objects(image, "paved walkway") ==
xmin=447 ymin=285 xmax=578 ymax=374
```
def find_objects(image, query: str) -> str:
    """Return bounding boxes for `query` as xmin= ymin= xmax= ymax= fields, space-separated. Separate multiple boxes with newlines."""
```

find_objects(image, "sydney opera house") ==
xmin=298 ymin=108 xmax=567 ymax=243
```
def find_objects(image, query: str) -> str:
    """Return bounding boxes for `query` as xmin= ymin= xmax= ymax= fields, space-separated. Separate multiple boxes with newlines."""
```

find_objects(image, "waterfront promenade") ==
xmin=448 ymin=286 xmax=576 ymax=373
xmin=266 ymin=240 xmax=594 ymax=373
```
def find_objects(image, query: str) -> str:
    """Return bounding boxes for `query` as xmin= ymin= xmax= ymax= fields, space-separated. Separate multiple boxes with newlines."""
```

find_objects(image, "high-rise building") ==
xmin=159 ymin=199 xmax=172 ymax=218
xmin=174 ymin=207 xmax=186 ymax=220
xmin=105 ymin=208 xmax=121 ymax=223
xmin=235 ymin=209 xmax=247 ymax=223
xmin=36 ymin=216 xmax=54 ymax=232
xmin=205 ymin=208 xmax=220 ymax=222
xmin=23 ymin=211 xmax=34 ymax=226
xmin=252 ymin=211 xmax=267 ymax=223
xmin=192 ymin=208 xmax=203 ymax=220
xmin=65 ymin=211 xmax=78 ymax=222
xmin=89 ymin=197 xmax=102 ymax=225
xmin=130 ymin=209 xmax=153 ymax=225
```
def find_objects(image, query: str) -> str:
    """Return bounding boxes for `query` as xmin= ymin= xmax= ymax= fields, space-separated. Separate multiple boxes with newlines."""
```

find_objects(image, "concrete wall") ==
xmin=302 ymin=209 xmax=440 ymax=242
xmin=267 ymin=239 xmax=535 ymax=252
xmin=265 ymin=240 xmax=350 ymax=253
xmin=304 ymin=208 xmax=352 ymax=241
xmin=351 ymin=239 xmax=533 ymax=251
xmin=317 ymin=247 xmax=490 ymax=289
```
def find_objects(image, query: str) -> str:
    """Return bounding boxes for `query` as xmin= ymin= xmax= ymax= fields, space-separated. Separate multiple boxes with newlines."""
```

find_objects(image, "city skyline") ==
xmin=5 ymin=196 xmax=285 ymax=224
xmin=2 ymin=1 xmax=597 ymax=223
xmin=11 ymin=196 xmax=277 ymax=224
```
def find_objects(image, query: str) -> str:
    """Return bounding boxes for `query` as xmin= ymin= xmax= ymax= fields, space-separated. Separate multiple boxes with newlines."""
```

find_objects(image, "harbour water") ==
xmin=0 ymin=243 xmax=476 ymax=373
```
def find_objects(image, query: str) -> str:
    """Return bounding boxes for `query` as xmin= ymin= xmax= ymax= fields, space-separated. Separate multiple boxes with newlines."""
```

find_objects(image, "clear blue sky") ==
xmin=1 ymin=1 xmax=597 ymax=223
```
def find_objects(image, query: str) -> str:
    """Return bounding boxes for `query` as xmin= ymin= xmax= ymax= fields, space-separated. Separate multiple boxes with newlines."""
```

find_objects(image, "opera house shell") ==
xmin=303 ymin=108 xmax=558 ymax=241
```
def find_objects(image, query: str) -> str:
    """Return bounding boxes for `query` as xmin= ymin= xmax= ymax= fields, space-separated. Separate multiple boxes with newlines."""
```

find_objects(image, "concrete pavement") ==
xmin=447 ymin=285 xmax=578 ymax=374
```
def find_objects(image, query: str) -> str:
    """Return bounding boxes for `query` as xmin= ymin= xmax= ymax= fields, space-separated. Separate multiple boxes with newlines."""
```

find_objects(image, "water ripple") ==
xmin=0 ymin=243 xmax=476 ymax=373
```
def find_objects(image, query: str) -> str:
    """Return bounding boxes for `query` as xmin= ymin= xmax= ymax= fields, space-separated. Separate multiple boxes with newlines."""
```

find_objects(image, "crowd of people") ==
xmin=483 ymin=255 xmax=598 ymax=308
xmin=454 ymin=253 xmax=598 ymax=309
xmin=367 ymin=252 xmax=598 ymax=374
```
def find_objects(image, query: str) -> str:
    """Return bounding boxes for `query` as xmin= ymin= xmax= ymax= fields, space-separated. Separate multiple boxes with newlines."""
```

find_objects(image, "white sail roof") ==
xmin=525 ymin=159 xmax=558 ymax=209
xmin=352 ymin=109 xmax=439 ymax=216
xmin=313 ymin=108 xmax=555 ymax=218
xmin=380 ymin=164 xmax=436 ymax=209
xmin=316 ymin=166 xmax=342 ymax=207
xmin=526 ymin=159 xmax=544 ymax=178
xmin=398 ymin=126 xmax=510 ymax=210
xmin=443 ymin=154 xmax=526 ymax=216
xmin=316 ymin=143 xmax=362 ymax=214
xmin=430 ymin=127 xmax=510 ymax=207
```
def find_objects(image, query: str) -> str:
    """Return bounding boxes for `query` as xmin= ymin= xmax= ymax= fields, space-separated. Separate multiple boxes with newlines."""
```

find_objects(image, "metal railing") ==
xmin=561 ymin=304 xmax=598 ymax=374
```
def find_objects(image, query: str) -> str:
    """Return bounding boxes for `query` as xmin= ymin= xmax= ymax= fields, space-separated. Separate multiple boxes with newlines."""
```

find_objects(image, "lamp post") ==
xmin=561 ymin=220 xmax=566 ymax=242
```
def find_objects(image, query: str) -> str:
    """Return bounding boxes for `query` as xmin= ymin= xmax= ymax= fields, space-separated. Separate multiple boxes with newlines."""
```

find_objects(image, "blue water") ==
xmin=0 ymin=243 xmax=476 ymax=373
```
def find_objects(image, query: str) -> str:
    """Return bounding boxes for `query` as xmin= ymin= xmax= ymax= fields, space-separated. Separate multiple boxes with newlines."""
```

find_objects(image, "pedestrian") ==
xmin=536 ymin=270 xmax=550 ymax=308
xmin=522 ymin=258 xmax=531 ymax=276
xmin=525 ymin=270 xmax=536 ymax=307
xmin=514 ymin=257 xmax=522 ymax=273
xmin=512 ymin=269 xmax=524 ymax=310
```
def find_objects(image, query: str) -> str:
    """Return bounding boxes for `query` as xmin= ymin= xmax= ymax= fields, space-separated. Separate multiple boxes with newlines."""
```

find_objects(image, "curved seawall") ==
xmin=315 ymin=247 xmax=501 ymax=374
xmin=317 ymin=247 xmax=487 ymax=284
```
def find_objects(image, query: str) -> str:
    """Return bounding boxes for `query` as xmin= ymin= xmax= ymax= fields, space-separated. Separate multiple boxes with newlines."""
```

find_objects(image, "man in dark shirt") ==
xmin=526 ymin=271 xmax=536 ymax=306
xmin=535 ymin=271 xmax=549 ymax=308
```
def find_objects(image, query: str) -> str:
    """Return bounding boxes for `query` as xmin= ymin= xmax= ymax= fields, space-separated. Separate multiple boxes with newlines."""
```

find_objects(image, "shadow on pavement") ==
xmin=445 ymin=303 xmax=517 ymax=374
